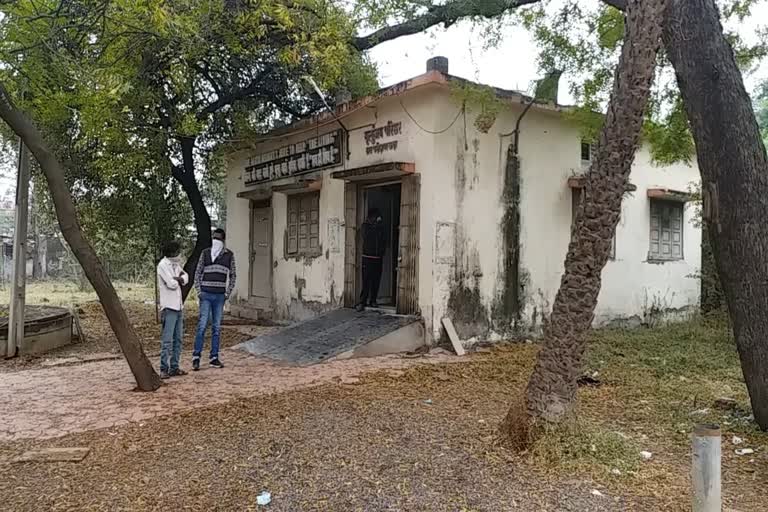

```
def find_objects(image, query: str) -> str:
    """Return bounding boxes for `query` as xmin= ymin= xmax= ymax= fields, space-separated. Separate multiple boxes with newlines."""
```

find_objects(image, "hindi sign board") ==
xmin=244 ymin=129 xmax=343 ymax=186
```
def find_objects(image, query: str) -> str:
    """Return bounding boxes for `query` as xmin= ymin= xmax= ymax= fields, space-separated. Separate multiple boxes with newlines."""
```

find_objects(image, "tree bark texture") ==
xmin=507 ymin=0 xmax=666 ymax=432
xmin=172 ymin=136 xmax=212 ymax=302
xmin=0 ymin=84 xmax=162 ymax=391
xmin=663 ymin=0 xmax=768 ymax=429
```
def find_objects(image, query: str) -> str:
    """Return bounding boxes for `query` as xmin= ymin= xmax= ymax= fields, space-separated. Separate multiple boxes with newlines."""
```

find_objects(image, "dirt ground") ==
xmin=0 ymin=300 xmax=265 ymax=372
xmin=0 ymin=317 xmax=766 ymax=511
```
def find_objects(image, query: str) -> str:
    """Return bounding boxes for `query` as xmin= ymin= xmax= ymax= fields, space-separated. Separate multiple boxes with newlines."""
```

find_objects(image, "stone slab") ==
xmin=235 ymin=309 xmax=419 ymax=366
xmin=13 ymin=447 xmax=90 ymax=463
xmin=442 ymin=317 xmax=465 ymax=356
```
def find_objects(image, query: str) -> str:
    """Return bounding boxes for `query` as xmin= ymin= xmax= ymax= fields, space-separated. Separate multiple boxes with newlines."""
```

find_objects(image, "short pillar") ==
xmin=692 ymin=423 xmax=721 ymax=512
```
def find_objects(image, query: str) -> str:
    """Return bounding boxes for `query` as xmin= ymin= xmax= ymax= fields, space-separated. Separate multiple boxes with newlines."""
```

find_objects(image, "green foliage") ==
xmin=644 ymin=97 xmax=696 ymax=165
xmin=0 ymin=0 xmax=379 ymax=270
xmin=510 ymin=0 xmax=767 ymax=166
xmin=449 ymin=81 xmax=504 ymax=132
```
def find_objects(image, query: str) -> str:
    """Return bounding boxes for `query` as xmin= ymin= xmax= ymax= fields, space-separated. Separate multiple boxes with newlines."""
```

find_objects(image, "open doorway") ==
xmin=361 ymin=183 xmax=401 ymax=308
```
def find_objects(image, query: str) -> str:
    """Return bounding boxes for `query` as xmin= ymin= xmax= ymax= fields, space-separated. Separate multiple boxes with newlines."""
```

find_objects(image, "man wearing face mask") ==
xmin=157 ymin=241 xmax=189 ymax=379
xmin=356 ymin=208 xmax=387 ymax=312
xmin=192 ymin=228 xmax=237 ymax=370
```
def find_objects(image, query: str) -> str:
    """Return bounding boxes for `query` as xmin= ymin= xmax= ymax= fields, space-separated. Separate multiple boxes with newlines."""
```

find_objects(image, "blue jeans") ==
xmin=160 ymin=308 xmax=184 ymax=373
xmin=193 ymin=292 xmax=225 ymax=361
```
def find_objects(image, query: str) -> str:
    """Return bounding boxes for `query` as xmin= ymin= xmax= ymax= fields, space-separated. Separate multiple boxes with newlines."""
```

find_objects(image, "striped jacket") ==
xmin=194 ymin=248 xmax=237 ymax=297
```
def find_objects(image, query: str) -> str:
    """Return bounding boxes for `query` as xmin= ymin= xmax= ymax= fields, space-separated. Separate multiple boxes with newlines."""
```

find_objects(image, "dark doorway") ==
xmin=362 ymin=183 xmax=401 ymax=307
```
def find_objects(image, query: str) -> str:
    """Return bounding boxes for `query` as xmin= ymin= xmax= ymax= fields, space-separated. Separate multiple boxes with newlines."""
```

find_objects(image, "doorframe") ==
xmin=344 ymin=176 xmax=419 ymax=312
xmin=358 ymin=181 xmax=401 ymax=308
xmin=248 ymin=198 xmax=273 ymax=307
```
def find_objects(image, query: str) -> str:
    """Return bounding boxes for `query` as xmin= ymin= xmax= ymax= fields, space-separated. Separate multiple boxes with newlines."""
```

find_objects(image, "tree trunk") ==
xmin=663 ymin=0 xmax=768 ymax=430
xmin=0 ymin=83 xmax=161 ymax=391
xmin=171 ymin=136 xmax=212 ymax=302
xmin=30 ymin=188 xmax=40 ymax=280
xmin=501 ymin=0 xmax=666 ymax=441
xmin=36 ymin=234 xmax=47 ymax=279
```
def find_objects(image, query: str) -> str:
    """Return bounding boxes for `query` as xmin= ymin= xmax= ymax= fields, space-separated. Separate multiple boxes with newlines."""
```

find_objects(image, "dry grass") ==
xmin=0 ymin=279 xmax=156 ymax=307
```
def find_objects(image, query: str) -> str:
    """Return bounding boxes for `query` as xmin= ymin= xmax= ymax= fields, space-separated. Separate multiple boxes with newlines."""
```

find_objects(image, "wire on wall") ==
xmin=398 ymin=99 xmax=464 ymax=135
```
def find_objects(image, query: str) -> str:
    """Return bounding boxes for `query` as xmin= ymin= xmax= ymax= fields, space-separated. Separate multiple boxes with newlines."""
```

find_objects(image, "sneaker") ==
xmin=369 ymin=302 xmax=379 ymax=308
xmin=170 ymin=368 xmax=188 ymax=377
xmin=160 ymin=371 xmax=171 ymax=380
xmin=192 ymin=358 xmax=200 ymax=371
xmin=209 ymin=359 xmax=224 ymax=369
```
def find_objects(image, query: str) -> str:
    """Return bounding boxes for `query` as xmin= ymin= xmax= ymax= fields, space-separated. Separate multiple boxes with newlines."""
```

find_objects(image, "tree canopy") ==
xmin=0 ymin=0 xmax=379 ymax=274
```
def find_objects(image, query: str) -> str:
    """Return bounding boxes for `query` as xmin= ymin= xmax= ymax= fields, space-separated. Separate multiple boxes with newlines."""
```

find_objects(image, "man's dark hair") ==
xmin=213 ymin=228 xmax=226 ymax=240
xmin=163 ymin=241 xmax=181 ymax=258
xmin=368 ymin=208 xmax=381 ymax=219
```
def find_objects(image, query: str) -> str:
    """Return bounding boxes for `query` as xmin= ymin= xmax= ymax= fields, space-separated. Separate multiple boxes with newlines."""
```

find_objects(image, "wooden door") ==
xmin=250 ymin=205 xmax=272 ymax=307
xmin=396 ymin=174 xmax=420 ymax=315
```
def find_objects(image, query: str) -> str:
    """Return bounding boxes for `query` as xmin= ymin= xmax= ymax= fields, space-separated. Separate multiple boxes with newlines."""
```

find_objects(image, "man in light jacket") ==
xmin=157 ymin=241 xmax=189 ymax=379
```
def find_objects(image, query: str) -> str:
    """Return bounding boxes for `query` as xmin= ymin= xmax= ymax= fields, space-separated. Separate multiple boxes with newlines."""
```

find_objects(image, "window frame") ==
xmin=285 ymin=192 xmax=321 ymax=257
xmin=648 ymin=198 xmax=684 ymax=262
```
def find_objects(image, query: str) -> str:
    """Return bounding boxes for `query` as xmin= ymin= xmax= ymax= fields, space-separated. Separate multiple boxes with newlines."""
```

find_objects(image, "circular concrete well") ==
xmin=0 ymin=305 xmax=73 ymax=358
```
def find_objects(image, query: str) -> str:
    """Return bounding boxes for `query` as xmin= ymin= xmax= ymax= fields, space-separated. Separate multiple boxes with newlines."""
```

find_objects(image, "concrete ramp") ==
xmin=234 ymin=309 xmax=424 ymax=366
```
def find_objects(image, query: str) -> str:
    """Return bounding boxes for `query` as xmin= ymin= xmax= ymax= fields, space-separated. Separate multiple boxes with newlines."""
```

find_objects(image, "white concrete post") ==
xmin=7 ymin=139 xmax=30 ymax=358
xmin=692 ymin=423 xmax=721 ymax=512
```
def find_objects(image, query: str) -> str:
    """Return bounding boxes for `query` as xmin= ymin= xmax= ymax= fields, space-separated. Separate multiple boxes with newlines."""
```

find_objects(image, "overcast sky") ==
xmin=367 ymin=5 xmax=768 ymax=104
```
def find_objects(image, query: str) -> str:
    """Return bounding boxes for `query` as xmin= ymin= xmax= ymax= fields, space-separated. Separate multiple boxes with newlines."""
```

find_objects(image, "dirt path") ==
xmin=0 ymin=347 xmax=453 ymax=442
xmin=0 ymin=358 xmax=644 ymax=512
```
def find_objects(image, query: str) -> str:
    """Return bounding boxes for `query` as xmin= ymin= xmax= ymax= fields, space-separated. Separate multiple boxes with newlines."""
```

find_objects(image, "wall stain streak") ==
xmin=448 ymin=133 xmax=492 ymax=339
xmin=494 ymin=144 xmax=523 ymax=334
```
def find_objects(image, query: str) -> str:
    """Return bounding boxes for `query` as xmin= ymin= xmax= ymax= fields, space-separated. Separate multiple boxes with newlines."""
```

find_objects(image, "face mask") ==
xmin=212 ymin=239 xmax=225 ymax=257
xmin=168 ymin=255 xmax=183 ymax=265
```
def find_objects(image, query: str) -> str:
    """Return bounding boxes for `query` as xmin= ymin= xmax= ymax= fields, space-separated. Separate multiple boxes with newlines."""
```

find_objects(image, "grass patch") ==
xmin=582 ymin=317 xmax=754 ymax=436
xmin=0 ymin=280 xmax=154 ymax=307
xmin=587 ymin=317 xmax=739 ymax=381
xmin=529 ymin=417 xmax=640 ymax=477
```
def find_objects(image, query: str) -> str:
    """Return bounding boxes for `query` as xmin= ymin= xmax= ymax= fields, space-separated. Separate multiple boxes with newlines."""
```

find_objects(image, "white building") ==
xmin=224 ymin=58 xmax=701 ymax=345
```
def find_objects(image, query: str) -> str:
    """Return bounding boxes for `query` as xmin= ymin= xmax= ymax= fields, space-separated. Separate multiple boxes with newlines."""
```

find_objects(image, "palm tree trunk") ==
xmin=501 ymin=0 xmax=667 ymax=442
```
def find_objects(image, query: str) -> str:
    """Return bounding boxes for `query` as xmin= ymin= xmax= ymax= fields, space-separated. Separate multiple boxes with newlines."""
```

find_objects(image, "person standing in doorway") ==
xmin=157 ymin=241 xmax=189 ymax=379
xmin=357 ymin=208 xmax=387 ymax=312
xmin=192 ymin=228 xmax=236 ymax=370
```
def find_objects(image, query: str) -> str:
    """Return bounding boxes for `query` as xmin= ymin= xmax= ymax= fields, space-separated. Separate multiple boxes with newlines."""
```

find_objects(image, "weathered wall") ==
xmin=225 ymin=85 xmax=439 ymax=322
xmin=593 ymin=149 xmax=701 ymax=326
xmin=225 ymin=79 xmax=701 ymax=341
xmin=425 ymin=88 xmax=701 ymax=341
xmin=514 ymin=120 xmax=701 ymax=332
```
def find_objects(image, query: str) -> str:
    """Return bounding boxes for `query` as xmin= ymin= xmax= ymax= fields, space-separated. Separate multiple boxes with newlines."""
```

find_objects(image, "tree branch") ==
xmin=197 ymin=73 xmax=269 ymax=120
xmin=353 ymin=0 xmax=540 ymax=51
xmin=353 ymin=0 xmax=627 ymax=51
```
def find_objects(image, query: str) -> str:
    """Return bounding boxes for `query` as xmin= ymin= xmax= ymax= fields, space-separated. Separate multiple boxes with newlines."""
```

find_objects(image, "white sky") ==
xmin=367 ymin=5 xmax=768 ymax=104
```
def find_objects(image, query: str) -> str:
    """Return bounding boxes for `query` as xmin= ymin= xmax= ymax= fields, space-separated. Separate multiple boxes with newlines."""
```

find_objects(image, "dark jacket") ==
xmin=361 ymin=220 xmax=387 ymax=258
xmin=194 ymin=248 xmax=237 ymax=296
